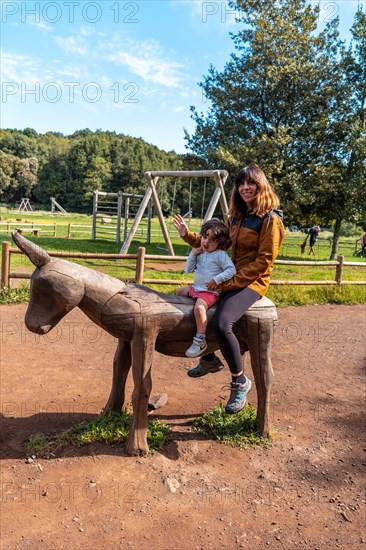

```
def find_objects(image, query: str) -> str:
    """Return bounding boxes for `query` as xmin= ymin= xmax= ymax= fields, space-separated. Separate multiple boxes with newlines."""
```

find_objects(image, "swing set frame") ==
xmin=119 ymin=170 xmax=229 ymax=255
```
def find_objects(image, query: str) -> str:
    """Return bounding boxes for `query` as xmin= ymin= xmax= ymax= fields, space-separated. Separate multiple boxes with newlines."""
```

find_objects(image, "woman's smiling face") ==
xmin=238 ymin=179 xmax=258 ymax=208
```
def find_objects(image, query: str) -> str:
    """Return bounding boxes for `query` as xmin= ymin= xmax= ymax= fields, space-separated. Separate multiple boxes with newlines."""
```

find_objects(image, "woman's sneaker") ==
xmin=225 ymin=378 xmax=252 ymax=414
xmin=185 ymin=336 xmax=208 ymax=358
xmin=187 ymin=355 xmax=224 ymax=377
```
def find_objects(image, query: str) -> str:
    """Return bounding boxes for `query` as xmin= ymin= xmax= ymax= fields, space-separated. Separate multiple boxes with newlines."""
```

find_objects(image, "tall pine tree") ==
xmin=186 ymin=0 xmax=366 ymax=256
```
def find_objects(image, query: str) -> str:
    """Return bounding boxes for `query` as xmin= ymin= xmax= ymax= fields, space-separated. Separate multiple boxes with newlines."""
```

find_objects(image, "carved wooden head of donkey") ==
xmin=12 ymin=231 xmax=89 ymax=334
xmin=12 ymin=231 xmax=127 ymax=335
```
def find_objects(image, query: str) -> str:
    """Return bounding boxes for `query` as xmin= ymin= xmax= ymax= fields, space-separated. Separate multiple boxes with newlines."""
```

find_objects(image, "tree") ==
xmin=0 ymin=150 xmax=38 ymax=201
xmin=0 ymin=129 xmax=38 ymax=158
xmin=326 ymin=8 xmax=366 ymax=257
xmin=34 ymin=137 xmax=70 ymax=207
xmin=186 ymin=0 xmax=366 ymax=256
xmin=301 ymin=8 xmax=366 ymax=257
xmin=66 ymin=135 xmax=111 ymax=210
xmin=0 ymin=151 xmax=17 ymax=200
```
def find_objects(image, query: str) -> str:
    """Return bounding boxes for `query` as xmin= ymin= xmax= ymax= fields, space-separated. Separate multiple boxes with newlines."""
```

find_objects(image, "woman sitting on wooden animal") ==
xmin=173 ymin=164 xmax=285 ymax=415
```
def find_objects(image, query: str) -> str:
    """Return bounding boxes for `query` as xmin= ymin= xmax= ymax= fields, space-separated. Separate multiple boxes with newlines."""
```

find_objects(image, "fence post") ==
xmin=67 ymin=223 xmax=71 ymax=239
xmin=135 ymin=247 xmax=146 ymax=284
xmin=53 ymin=223 xmax=56 ymax=237
xmin=1 ymin=241 xmax=11 ymax=286
xmin=335 ymin=255 xmax=344 ymax=285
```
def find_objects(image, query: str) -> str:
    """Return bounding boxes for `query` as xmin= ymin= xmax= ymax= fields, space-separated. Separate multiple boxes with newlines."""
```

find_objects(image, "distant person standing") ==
xmin=356 ymin=232 xmax=366 ymax=256
xmin=308 ymin=225 xmax=320 ymax=256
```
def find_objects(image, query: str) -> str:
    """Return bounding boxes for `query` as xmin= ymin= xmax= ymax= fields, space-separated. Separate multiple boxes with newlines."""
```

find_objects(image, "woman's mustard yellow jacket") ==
xmin=182 ymin=209 xmax=285 ymax=297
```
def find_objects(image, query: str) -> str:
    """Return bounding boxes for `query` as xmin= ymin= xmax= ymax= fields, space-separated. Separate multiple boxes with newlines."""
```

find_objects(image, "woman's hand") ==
xmin=173 ymin=214 xmax=188 ymax=237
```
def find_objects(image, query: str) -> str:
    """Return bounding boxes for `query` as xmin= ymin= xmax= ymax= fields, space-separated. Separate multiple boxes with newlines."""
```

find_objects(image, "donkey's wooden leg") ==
xmin=104 ymin=339 xmax=131 ymax=413
xmin=125 ymin=326 xmax=155 ymax=456
xmin=246 ymin=317 xmax=275 ymax=437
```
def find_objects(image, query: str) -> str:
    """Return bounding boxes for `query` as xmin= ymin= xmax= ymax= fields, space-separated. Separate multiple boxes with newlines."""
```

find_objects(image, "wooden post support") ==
xmin=213 ymin=170 xmax=229 ymax=220
xmin=135 ymin=247 xmax=146 ymax=284
xmin=147 ymin=199 xmax=152 ymax=244
xmin=92 ymin=190 xmax=98 ymax=240
xmin=119 ymin=187 xmax=153 ymax=254
xmin=67 ymin=223 xmax=71 ymax=239
xmin=123 ymin=196 xmax=130 ymax=242
xmin=203 ymin=187 xmax=222 ymax=222
xmin=117 ymin=190 xmax=123 ymax=245
xmin=335 ymin=255 xmax=344 ymax=285
xmin=149 ymin=174 xmax=175 ymax=256
xmin=1 ymin=241 xmax=11 ymax=286
xmin=243 ymin=300 xmax=277 ymax=436
xmin=53 ymin=223 xmax=56 ymax=237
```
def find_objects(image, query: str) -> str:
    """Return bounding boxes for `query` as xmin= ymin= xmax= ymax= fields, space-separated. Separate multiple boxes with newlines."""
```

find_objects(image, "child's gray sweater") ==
xmin=184 ymin=249 xmax=236 ymax=294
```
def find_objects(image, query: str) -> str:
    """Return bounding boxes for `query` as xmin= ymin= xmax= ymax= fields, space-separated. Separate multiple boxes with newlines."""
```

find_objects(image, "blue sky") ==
xmin=1 ymin=0 xmax=364 ymax=153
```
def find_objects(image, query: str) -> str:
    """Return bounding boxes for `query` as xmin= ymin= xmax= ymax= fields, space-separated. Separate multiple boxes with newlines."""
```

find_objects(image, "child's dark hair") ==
xmin=200 ymin=219 xmax=230 ymax=250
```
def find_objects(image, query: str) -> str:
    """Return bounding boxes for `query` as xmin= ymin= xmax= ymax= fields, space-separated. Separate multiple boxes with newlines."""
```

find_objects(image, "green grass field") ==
xmin=1 ymin=207 xmax=365 ymax=305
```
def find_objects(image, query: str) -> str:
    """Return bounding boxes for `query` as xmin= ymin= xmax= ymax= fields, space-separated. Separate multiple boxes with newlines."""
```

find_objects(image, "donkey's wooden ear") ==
xmin=12 ymin=231 xmax=51 ymax=267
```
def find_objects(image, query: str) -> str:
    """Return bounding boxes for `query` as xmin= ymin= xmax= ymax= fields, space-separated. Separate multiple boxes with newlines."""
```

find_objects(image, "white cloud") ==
xmin=108 ymin=51 xmax=185 ymax=87
xmin=32 ymin=20 xmax=52 ymax=31
xmin=53 ymin=35 xmax=89 ymax=56
xmin=52 ymin=26 xmax=95 ymax=55
xmin=79 ymin=26 xmax=96 ymax=37
xmin=0 ymin=51 xmax=41 ymax=83
xmin=0 ymin=51 xmax=91 ymax=89
xmin=54 ymin=64 xmax=91 ymax=80
xmin=107 ymin=38 xmax=188 ymax=88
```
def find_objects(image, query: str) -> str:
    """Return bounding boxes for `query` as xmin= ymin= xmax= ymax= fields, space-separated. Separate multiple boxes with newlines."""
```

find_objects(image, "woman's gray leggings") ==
xmin=212 ymin=287 xmax=260 ymax=375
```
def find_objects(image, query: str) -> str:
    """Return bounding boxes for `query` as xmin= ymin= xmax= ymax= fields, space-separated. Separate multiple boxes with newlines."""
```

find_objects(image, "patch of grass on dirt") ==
xmin=26 ymin=410 xmax=171 ymax=458
xmin=192 ymin=404 xmax=271 ymax=448
xmin=0 ymin=283 xmax=30 ymax=304
xmin=267 ymin=283 xmax=365 ymax=306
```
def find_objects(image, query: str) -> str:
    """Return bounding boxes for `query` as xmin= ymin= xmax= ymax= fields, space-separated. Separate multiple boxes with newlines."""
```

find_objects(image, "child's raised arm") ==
xmin=173 ymin=214 xmax=188 ymax=237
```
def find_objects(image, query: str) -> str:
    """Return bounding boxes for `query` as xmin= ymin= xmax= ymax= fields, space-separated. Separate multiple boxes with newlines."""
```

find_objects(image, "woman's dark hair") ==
xmin=200 ymin=218 xmax=230 ymax=250
xmin=230 ymin=164 xmax=280 ymax=217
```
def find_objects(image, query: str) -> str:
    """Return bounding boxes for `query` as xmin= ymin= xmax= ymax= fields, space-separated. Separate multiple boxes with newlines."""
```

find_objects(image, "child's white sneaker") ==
xmin=185 ymin=336 xmax=208 ymax=358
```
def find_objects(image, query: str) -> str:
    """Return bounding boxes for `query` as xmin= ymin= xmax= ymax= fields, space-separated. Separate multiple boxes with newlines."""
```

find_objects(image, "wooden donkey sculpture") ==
xmin=12 ymin=231 xmax=277 ymax=455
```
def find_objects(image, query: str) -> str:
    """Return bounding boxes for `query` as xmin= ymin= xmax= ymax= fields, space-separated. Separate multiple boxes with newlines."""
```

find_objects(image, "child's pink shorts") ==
xmin=187 ymin=286 xmax=220 ymax=307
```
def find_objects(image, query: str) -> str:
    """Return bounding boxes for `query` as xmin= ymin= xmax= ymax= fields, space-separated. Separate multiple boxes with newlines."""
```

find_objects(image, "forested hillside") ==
xmin=0 ymin=128 xmax=204 ymax=212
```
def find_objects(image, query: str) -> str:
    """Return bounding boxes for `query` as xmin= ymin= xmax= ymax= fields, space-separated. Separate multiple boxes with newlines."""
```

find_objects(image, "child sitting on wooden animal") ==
xmin=173 ymin=216 xmax=236 ymax=358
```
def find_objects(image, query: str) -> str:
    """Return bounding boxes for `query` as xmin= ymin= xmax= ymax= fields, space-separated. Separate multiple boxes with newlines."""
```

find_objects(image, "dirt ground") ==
xmin=0 ymin=302 xmax=365 ymax=549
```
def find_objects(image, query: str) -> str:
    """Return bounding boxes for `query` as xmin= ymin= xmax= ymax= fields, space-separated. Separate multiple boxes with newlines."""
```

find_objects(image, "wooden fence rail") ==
xmin=0 ymin=221 xmax=93 ymax=238
xmin=0 ymin=221 xmax=171 ymax=240
xmin=1 ymin=243 xmax=365 ymax=288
